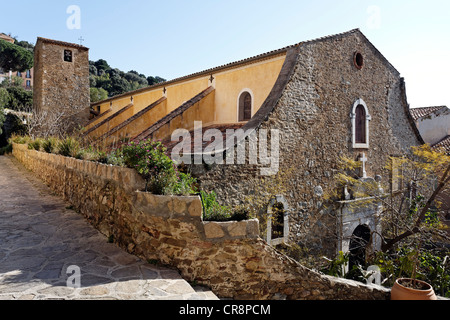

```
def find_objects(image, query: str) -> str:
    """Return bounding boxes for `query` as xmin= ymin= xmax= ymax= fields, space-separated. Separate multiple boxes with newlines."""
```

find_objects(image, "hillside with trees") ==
xmin=89 ymin=59 xmax=165 ymax=102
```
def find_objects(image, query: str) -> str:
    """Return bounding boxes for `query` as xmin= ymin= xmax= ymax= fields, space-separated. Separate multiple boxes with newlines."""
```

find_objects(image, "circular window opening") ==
xmin=354 ymin=52 xmax=364 ymax=69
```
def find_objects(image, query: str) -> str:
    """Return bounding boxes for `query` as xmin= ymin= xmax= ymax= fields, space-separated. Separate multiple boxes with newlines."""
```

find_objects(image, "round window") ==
xmin=353 ymin=52 xmax=364 ymax=69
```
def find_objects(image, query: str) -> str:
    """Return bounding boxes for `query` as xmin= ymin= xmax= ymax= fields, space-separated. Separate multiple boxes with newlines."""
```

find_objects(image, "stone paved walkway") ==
xmin=0 ymin=155 xmax=218 ymax=300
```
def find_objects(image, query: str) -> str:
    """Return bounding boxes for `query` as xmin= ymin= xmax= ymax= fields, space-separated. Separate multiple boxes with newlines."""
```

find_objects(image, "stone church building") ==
xmin=36 ymin=29 xmax=424 ymax=260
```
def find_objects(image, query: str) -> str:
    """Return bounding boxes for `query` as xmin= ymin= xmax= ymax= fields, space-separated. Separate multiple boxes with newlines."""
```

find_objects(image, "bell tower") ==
xmin=33 ymin=37 xmax=90 ymax=135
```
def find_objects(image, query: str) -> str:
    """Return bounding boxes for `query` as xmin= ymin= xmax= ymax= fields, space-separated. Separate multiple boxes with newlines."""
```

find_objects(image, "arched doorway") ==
xmin=349 ymin=224 xmax=371 ymax=270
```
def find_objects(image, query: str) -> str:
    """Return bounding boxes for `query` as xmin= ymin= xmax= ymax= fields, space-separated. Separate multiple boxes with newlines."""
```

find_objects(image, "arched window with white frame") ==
xmin=351 ymin=98 xmax=371 ymax=149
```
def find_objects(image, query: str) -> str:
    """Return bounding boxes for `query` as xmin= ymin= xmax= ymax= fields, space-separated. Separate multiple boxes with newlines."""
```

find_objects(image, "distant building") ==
xmin=410 ymin=106 xmax=450 ymax=222
xmin=410 ymin=106 xmax=450 ymax=153
xmin=0 ymin=33 xmax=34 ymax=90
xmin=0 ymin=33 xmax=14 ymax=43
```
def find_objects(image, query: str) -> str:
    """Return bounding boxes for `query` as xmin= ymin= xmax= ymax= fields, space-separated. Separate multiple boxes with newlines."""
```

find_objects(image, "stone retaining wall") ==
xmin=12 ymin=143 xmax=390 ymax=300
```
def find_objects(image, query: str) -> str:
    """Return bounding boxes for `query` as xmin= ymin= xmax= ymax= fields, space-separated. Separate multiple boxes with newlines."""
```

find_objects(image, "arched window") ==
xmin=266 ymin=195 xmax=289 ymax=246
xmin=238 ymin=91 xmax=252 ymax=122
xmin=355 ymin=105 xmax=366 ymax=144
xmin=351 ymin=99 xmax=371 ymax=149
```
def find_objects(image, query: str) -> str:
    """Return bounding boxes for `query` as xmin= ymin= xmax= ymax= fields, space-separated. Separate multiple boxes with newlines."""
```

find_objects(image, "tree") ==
xmin=0 ymin=88 xmax=7 ymax=135
xmin=0 ymin=40 xmax=33 ymax=72
xmin=94 ymin=59 xmax=110 ymax=72
xmin=380 ymin=146 xmax=450 ymax=252
xmin=147 ymin=76 xmax=166 ymax=86
xmin=333 ymin=145 xmax=450 ymax=253
xmin=90 ymin=87 xmax=108 ymax=103
xmin=14 ymin=40 xmax=34 ymax=52
xmin=5 ymin=86 xmax=33 ymax=111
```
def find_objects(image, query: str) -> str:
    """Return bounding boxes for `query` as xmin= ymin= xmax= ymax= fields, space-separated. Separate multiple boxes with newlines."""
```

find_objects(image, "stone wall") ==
xmin=12 ymin=143 xmax=390 ymax=300
xmin=195 ymin=30 xmax=423 ymax=258
xmin=33 ymin=38 xmax=90 ymax=134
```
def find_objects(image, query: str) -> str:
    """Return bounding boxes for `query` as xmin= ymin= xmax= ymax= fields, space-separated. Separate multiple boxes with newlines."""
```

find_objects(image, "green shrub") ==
xmin=106 ymin=149 xmax=125 ymax=167
xmin=173 ymin=172 xmax=198 ymax=196
xmin=121 ymin=139 xmax=194 ymax=195
xmin=200 ymin=190 xmax=232 ymax=221
xmin=58 ymin=137 xmax=80 ymax=158
xmin=0 ymin=143 xmax=12 ymax=155
xmin=200 ymin=190 xmax=250 ymax=222
xmin=10 ymin=135 xmax=30 ymax=144
xmin=42 ymin=137 xmax=58 ymax=153
xmin=28 ymin=139 xmax=43 ymax=151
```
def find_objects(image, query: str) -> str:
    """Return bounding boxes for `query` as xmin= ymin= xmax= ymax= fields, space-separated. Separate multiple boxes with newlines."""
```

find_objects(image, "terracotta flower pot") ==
xmin=391 ymin=278 xmax=437 ymax=300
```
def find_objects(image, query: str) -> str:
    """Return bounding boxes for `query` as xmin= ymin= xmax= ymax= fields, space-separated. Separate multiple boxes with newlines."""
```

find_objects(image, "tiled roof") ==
xmin=37 ymin=37 xmax=89 ymax=51
xmin=410 ymin=106 xmax=447 ymax=121
xmin=0 ymin=33 xmax=14 ymax=42
xmin=432 ymin=135 xmax=450 ymax=154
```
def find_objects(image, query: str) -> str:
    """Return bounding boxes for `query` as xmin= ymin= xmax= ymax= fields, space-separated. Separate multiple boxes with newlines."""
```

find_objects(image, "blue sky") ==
xmin=1 ymin=0 xmax=449 ymax=108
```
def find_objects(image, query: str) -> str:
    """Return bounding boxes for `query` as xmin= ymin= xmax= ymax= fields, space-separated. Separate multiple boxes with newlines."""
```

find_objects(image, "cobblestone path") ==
xmin=0 ymin=155 xmax=217 ymax=300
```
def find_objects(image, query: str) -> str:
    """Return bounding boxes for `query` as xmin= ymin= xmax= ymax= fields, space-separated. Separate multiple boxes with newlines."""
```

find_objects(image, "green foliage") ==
xmin=200 ymin=190 xmax=249 ymax=221
xmin=321 ymin=245 xmax=450 ymax=297
xmin=10 ymin=134 xmax=30 ymax=144
xmin=0 ymin=39 xmax=33 ymax=72
xmin=0 ymin=79 xmax=33 ymax=111
xmin=0 ymin=87 xmax=8 ymax=107
xmin=201 ymin=190 xmax=232 ymax=221
xmin=0 ymin=108 xmax=4 ymax=137
xmin=90 ymin=87 xmax=109 ymax=103
xmin=42 ymin=137 xmax=58 ymax=154
xmin=0 ymin=88 xmax=7 ymax=135
xmin=28 ymin=138 xmax=42 ymax=151
xmin=0 ymin=143 xmax=12 ymax=155
xmin=89 ymin=59 xmax=166 ymax=98
xmin=121 ymin=139 xmax=196 ymax=195
xmin=57 ymin=137 xmax=80 ymax=158
xmin=321 ymin=251 xmax=350 ymax=278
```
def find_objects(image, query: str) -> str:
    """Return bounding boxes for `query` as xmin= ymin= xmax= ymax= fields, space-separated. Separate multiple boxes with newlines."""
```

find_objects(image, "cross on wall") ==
xmin=359 ymin=153 xmax=368 ymax=178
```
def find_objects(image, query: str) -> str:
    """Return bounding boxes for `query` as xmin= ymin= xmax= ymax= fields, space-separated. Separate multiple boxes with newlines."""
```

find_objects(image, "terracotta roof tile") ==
xmin=410 ymin=106 xmax=447 ymax=121
xmin=432 ymin=135 xmax=450 ymax=154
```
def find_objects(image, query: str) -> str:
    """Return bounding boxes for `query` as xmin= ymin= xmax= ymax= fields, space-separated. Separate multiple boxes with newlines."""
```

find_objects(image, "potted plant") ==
xmin=391 ymin=244 xmax=437 ymax=300
xmin=391 ymin=277 xmax=437 ymax=300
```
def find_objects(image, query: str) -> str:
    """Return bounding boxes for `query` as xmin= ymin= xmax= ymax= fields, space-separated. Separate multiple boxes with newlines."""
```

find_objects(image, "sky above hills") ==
xmin=1 ymin=0 xmax=449 ymax=108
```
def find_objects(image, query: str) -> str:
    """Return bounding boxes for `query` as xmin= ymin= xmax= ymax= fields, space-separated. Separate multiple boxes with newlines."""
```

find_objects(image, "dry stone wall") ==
xmin=12 ymin=143 xmax=390 ymax=300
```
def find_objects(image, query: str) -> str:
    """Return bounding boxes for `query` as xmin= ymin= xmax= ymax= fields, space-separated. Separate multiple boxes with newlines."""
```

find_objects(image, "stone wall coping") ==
xmin=13 ymin=143 xmax=260 ymax=241
xmin=13 ymin=143 xmax=146 ymax=192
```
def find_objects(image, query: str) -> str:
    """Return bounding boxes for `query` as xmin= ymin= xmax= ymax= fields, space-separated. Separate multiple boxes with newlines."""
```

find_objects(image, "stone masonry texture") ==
xmin=195 ymin=30 xmax=423 ymax=258
xmin=0 ymin=155 xmax=217 ymax=300
xmin=12 ymin=143 xmax=391 ymax=300
xmin=33 ymin=38 xmax=90 ymax=134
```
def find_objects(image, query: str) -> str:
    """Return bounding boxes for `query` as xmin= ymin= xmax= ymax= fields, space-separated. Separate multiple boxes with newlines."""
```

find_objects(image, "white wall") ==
xmin=416 ymin=107 xmax=450 ymax=145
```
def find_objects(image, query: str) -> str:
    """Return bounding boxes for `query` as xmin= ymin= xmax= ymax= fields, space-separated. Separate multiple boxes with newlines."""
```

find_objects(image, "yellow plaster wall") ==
xmin=151 ymin=89 xmax=215 ymax=141
xmin=87 ymin=53 xmax=286 ymax=142
xmin=103 ymin=99 xmax=167 ymax=145
xmin=214 ymin=55 xmax=285 ymax=124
